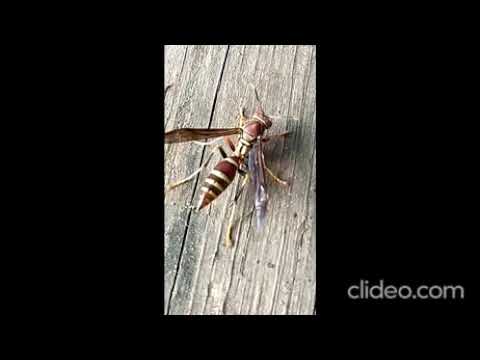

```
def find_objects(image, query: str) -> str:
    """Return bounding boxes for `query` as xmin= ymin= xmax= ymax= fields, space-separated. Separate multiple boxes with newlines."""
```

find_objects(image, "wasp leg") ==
xmin=166 ymin=145 xmax=227 ymax=193
xmin=224 ymin=136 xmax=236 ymax=152
xmin=237 ymin=167 xmax=247 ymax=177
xmin=226 ymin=207 xmax=255 ymax=248
xmin=262 ymin=131 xmax=291 ymax=142
xmin=225 ymin=172 xmax=250 ymax=248
xmin=234 ymin=172 xmax=250 ymax=202
xmin=248 ymin=83 xmax=261 ymax=104
xmin=265 ymin=166 xmax=289 ymax=187
xmin=192 ymin=138 xmax=222 ymax=146
xmin=237 ymin=106 xmax=247 ymax=127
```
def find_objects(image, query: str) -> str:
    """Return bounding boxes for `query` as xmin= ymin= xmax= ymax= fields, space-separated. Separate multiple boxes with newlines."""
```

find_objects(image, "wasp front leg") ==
xmin=237 ymin=106 xmax=247 ymax=128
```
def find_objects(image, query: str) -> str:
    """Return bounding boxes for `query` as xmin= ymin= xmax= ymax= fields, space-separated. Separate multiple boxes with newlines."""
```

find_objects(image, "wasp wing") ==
xmin=248 ymin=137 xmax=268 ymax=230
xmin=165 ymin=128 xmax=242 ymax=144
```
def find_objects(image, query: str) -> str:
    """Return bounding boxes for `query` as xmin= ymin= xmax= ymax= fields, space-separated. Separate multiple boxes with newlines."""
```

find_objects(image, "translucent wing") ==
xmin=248 ymin=137 xmax=268 ymax=230
xmin=165 ymin=128 xmax=242 ymax=144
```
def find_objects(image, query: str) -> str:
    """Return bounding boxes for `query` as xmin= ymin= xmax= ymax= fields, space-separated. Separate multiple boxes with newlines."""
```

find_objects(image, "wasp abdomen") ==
xmin=197 ymin=156 xmax=240 ymax=210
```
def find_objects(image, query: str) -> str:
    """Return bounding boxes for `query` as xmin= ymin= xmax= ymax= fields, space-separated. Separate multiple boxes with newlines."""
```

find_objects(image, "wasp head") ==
xmin=253 ymin=105 xmax=273 ymax=129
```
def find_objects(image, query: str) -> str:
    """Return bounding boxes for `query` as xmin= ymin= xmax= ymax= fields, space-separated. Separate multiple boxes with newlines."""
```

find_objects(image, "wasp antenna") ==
xmin=248 ymin=83 xmax=262 ymax=105
xmin=269 ymin=115 xmax=300 ymax=122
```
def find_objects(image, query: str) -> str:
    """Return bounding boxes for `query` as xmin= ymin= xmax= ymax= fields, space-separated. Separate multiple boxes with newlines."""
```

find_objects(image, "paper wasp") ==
xmin=165 ymin=85 xmax=290 ymax=247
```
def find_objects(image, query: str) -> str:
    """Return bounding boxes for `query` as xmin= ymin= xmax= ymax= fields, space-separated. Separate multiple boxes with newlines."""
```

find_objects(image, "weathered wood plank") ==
xmin=164 ymin=45 xmax=316 ymax=315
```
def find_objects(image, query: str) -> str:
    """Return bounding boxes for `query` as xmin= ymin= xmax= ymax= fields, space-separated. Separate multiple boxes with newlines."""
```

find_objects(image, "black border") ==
xmin=42 ymin=32 xmax=473 ymax=328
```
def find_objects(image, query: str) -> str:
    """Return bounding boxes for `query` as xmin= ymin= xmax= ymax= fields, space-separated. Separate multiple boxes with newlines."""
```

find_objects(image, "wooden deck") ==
xmin=164 ymin=45 xmax=316 ymax=315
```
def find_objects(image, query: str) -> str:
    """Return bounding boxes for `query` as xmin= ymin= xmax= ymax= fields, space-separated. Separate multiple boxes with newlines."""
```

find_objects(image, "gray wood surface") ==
xmin=164 ymin=45 xmax=316 ymax=315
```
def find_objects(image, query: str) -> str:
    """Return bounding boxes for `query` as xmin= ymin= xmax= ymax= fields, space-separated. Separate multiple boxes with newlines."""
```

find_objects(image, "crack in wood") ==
xmin=166 ymin=46 xmax=231 ymax=315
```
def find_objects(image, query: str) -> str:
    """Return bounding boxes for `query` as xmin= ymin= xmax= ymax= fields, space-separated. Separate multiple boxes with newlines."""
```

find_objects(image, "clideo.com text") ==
xmin=347 ymin=279 xmax=464 ymax=300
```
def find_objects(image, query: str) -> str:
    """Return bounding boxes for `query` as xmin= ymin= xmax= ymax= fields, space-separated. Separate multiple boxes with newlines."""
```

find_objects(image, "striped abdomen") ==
xmin=197 ymin=155 xmax=240 ymax=210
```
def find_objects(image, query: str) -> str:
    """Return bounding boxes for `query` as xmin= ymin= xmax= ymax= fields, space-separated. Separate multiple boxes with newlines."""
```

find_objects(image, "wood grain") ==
xmin=164 ymin=45 xmax=316 ymax=315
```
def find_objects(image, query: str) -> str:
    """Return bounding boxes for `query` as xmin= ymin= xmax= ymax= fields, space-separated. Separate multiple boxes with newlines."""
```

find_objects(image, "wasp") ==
xmin=165 ymin=85 xmax=290 ymax=246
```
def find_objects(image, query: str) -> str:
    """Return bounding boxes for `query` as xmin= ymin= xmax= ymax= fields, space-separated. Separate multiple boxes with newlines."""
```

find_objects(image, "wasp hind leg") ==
xmin=192 ymin=138 xmax=222 ymax=147
xmin=225 ymin=172 xmax=250 ymax=248
xmin=165 ymin=145 xmax=227 ymax=193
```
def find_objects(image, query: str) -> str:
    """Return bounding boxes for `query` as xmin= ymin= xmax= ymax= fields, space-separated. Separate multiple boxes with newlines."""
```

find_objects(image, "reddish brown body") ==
xmin=243 ymin=107 xmax=272 ymax=140
xmin=243 ymin=122 xmax=263 ymax=140
xmin=197 ymin=106 xmax=272 ymax=210
xmin=198 ymin=155 xmax=240 ymax=209
xmin=165 ymin=88 xmax=290 ymax=247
